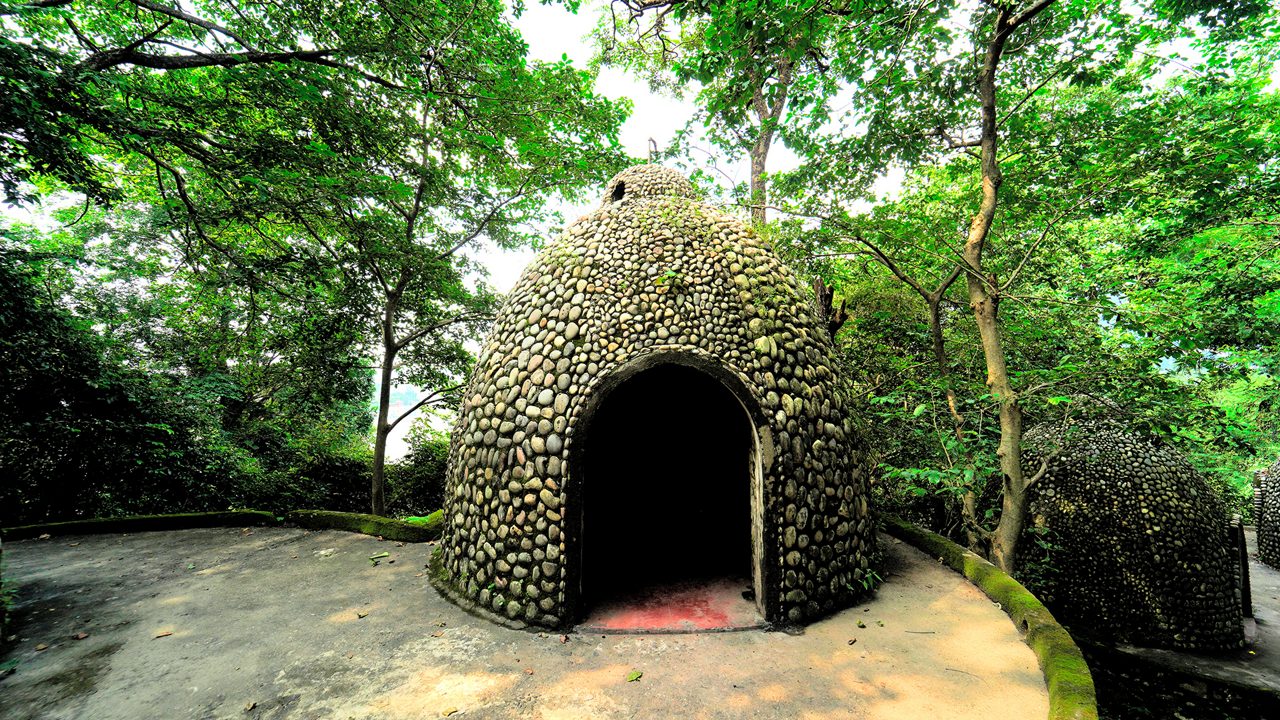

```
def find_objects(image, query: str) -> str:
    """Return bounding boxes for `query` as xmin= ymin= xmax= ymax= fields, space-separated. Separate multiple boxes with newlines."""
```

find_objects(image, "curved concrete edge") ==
xmin=2 ymin=509 xmax=444 ymax=545
xmin=1 ymin=510 xmax=279 ymax=541
xmin=882 ymin=515 xmax=1098 ymax=720
xmin=285 ymin=509 xmax=442 ymax=543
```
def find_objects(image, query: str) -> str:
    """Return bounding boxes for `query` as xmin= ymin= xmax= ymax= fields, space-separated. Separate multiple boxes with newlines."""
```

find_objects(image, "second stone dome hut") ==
xmin=437 ymin=165 xmax=875 ymax=629
xmin=1021 ymin=420 xmax=1244 ymax=650
xmin=1259 ymin=458 xmax=1280 ymax=568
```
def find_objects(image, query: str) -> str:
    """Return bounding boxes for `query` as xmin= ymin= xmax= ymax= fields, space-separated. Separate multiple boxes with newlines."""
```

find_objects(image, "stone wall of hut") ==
xmin=436 ymin=165 xmax=875 ymax=629
xmin=1020 ymin=420 xmax=1244 ymax=650
xmin=1259 ymin=459 xmax=1280 ymax=568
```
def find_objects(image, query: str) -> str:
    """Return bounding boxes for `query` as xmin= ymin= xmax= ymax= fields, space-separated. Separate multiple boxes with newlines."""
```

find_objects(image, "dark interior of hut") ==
xmin=579 ymin=363 xmax=755 ymax=621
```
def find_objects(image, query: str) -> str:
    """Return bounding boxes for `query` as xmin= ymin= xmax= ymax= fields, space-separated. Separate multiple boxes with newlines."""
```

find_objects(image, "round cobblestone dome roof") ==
xmin=437 ymin=165 xmax=876 ymax=629
xmin=1022 ymin=420 xmax=1243 ymax=650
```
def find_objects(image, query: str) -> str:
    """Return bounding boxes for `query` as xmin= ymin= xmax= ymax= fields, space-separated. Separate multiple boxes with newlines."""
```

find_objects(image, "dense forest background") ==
xmin=2 ymin=0 xmax=1277 ymax=567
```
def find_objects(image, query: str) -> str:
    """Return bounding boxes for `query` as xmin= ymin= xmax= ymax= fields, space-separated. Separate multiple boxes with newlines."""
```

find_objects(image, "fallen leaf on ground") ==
xmin=356 ymin=611 xmax=369 ymax=619
xmin=626 ymin=669 xmax=643 ymax=682
xmin=415 ymin=572 xmax=425 ymax=578
xmin=315 ymin=548 xmax=336 ymax=558
xmin=244 ymin=701 xmax=257 ymax=712
xmin=441 ymin=707 xmax=458 ymax=717
xmin=848 ymin=638 xmax=857 ymax=645
xmin=432 ymin=630 xmax=445 ymax=637
xmin=346 ymin=652 xmax=355 ymax=659
xmin=35 ymin=643 xmax=49 ymax=651
xmin=72 ymin=632 xmax=89 ymax=640
xmin=154 ymin=631 xmax=173 ymax=638
xmin=524 ymin=668 xmax=534 ymax=675
xmin=67 ymin=542 xmax=80 ymax=547
xmin=559 ymin=635 xmax=569 ymax=644
xmin=38 ymin=534 xmax=50 ymax=540
xmin=856 ymin=620 xmax=866 ymax=628
xmin=187 ymin=563 xmax=196 ymax=570
xmin=396 ymin=542 xmax=405 ymax=547
xmin=369 ymin=552 xmax=390 ymax=561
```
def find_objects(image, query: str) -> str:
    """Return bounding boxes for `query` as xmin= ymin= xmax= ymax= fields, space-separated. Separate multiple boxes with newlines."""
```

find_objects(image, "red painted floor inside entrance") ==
xmin=577 ymin=576 xmax=766 ymax=633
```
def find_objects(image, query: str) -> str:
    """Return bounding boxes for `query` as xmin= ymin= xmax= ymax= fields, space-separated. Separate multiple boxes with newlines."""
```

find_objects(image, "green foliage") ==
xmin=2 ymin=0 xmax=630 ymax=516
xmin=0 ymin=256 xmax=224 ymax=523
xmin=743 ymin=3 xmax=1280 ymax=535
xmin=386 ymin=420 xmax=451 ymax=517
xmin=1014 ymin=525 xmax=1063 ymax=602
xmin=0 ymin=235 xmax=373 ymax=522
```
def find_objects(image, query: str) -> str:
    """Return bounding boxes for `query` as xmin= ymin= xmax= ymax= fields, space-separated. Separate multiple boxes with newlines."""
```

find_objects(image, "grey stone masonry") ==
xmin=438 ymin=165 xmax=875 ymax=629
xmin=1258 ymin=458 xmax=1280 ymax=568
xmin=1021 ymin=420 xmax=1244 ymax=650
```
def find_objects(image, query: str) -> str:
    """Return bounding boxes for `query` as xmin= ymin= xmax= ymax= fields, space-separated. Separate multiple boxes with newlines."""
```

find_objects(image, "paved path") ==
xmin=0 ymin=527 xmax=1047 ymax=720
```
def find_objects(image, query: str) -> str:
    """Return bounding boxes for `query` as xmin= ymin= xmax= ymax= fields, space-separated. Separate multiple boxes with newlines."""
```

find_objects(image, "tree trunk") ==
xmin=747 ymin=56 xmax=792 ymax=227
xmin=960 ymin=6 xmax=1052 ymax=574
xmin=926 ymin=297 xmax=965 ymax=436
xmin=965 ymin=268 xmax=1027 ymax=573
xmin=927 ymin=295 xmax=983 ymax=547
xmin=750 ymin=140 xmax=768 ymax=226
xmin=371 ymin=297 xmax=398 ymax=517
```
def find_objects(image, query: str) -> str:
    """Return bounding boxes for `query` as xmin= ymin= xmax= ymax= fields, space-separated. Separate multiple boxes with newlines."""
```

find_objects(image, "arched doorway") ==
xmin=576 ymin=362 xmax=763 ymax=630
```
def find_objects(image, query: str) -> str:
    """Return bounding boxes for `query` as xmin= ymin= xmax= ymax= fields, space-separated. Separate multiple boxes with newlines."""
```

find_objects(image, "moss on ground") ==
xmin=882 ymin=515 xmax=1098 ymax=720
xmin=2 ymin=509 xmax=444 ymax=544
xmin=1 ymin=511 xmax=279 ymax=541
xmin=402 ymin=510 xmax=444 ymax=530
xmin=286 ymin=510 xmax=441 ymax=542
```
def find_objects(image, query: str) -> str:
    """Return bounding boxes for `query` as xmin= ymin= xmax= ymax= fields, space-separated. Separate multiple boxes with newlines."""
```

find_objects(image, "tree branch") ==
xmin=387 ymin=383 xmax=466 ymax=432
xmin=79 ymin=44 xmax=407 ymax=91
xmin=394 ymin=312 xmax=488 ymax=352
xmin=122 ymin=0 xmax=258 ymax=50
xmin=1 ymin=0 xmax=72 ymax=13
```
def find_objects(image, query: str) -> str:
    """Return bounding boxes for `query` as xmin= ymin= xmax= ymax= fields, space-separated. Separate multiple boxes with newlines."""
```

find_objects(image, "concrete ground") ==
xmin=0 ymin=527 xmax=1047 ymax=720
xmin=578 ymin=576 xmax=765 ymax=633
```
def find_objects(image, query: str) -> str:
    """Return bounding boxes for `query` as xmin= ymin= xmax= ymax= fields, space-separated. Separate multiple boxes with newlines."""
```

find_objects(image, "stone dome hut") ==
xmin=436 ymin=165 xmax=875 ymax=629
xmin=1021 ymin=420 xmax=1244 ymax=650
xmin=1258 ymin=459 xmax=1280 ymax=568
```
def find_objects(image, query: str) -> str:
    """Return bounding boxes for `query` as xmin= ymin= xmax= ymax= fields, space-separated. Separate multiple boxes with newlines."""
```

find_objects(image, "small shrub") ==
xmin=387 ymin=422 xmax=449 ymax=517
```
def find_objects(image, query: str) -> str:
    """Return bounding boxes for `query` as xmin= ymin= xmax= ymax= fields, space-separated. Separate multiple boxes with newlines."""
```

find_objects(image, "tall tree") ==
xmin=772 ymin=0 xmax=1274 ymax=570
xmin=598 ymin=0 xmax=903 ymax=223
xmin=2 ymin=0 xmax=631 ymax=514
